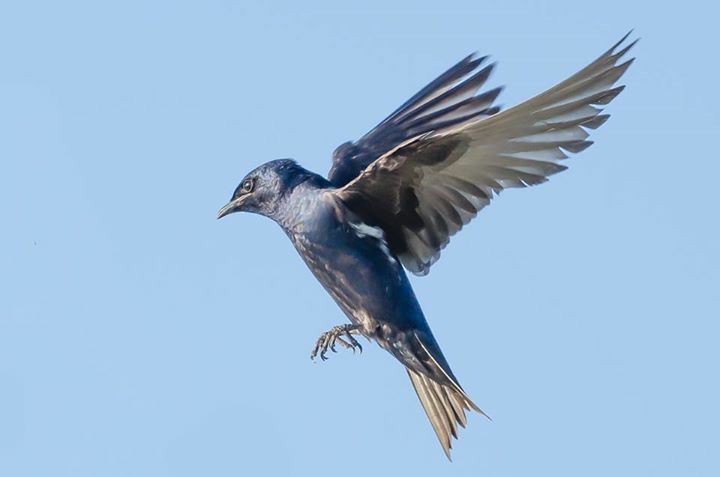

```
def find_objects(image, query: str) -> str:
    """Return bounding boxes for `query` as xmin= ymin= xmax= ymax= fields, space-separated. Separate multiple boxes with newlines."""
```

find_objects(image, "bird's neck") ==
xmin=271 ymin=170 xmax=334 ymax=234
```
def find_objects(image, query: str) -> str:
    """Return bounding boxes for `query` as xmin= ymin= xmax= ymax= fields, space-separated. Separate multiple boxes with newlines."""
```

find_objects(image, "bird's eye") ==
xmin=242 ymin=178 xmax=254 ymax=193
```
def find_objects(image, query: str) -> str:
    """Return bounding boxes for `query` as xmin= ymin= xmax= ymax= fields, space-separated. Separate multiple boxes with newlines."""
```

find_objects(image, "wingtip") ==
xmin=611 ymin=30 xmax=640 ymax=57
xmin=614 ymin=29 xmax=633 ymax=48
xmin=458 ymin=52 xmax=489 ymax=72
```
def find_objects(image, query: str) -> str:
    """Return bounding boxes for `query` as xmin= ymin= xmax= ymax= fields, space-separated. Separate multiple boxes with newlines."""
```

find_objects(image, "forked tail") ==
xmin=406 ymin=367 xmax=488 ymax=460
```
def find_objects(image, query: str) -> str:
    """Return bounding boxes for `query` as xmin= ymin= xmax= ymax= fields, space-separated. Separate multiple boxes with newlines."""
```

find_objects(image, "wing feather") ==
xmin=335 ymin=34 xmax=636 ymax=275
xmin=328 ymin=54 xmax=501 ymax=186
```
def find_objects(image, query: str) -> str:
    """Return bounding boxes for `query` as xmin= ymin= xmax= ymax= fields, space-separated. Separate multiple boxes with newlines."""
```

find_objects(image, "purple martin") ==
xmin=218 ymin=33 xmax=636 ymax=459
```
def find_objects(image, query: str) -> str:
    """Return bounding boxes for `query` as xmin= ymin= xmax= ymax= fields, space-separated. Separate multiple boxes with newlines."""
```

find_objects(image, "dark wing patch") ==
xmin=328 ymin=54 xmax=501 ymax=187
xmin=334 ymin=33 xmax=637 ymax=275
xmin=337 ymin=136 xmax=469 ymax=258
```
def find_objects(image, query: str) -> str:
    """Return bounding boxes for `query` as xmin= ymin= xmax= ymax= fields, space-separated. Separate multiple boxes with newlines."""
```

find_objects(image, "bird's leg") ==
xmin=310 ymin=324 xmax=363 ymax=361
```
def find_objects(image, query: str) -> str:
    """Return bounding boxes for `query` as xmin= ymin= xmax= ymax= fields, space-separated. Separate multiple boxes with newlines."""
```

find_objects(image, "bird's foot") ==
xmin=311 ymin=324 xmax=363 ymax=361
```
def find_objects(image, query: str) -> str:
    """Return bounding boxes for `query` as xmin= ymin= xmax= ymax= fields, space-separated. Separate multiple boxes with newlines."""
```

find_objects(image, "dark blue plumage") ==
xmin=218 ymin=34 xmax=636 ymax=459
xmin=220 ymin=160 xmax=464 ymax=386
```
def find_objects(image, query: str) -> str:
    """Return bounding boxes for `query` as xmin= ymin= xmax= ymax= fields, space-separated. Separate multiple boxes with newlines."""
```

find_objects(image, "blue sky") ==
xmin=1 ymin=1 xmax=718 ymax=475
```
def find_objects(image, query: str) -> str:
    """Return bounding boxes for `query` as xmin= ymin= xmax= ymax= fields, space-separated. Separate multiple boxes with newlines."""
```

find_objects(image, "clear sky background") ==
xmin=1 ymin=1 xmax=718 ymax=476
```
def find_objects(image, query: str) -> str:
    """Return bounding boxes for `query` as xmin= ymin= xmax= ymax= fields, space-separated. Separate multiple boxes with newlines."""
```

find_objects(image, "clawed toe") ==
xmin=310 ymin=324 xmax=363 ymax=361
xmin=343 ymin=330 xmax=362 ymax=353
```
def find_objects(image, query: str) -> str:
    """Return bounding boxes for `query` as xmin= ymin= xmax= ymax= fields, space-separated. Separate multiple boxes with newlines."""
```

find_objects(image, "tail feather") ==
xmin=406 ymin=368 xmax=488 ymax=460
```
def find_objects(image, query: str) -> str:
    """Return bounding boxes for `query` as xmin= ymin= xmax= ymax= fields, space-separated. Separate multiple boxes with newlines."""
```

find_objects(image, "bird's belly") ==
xmin=291 ymin=229 xmax=426 ymax=337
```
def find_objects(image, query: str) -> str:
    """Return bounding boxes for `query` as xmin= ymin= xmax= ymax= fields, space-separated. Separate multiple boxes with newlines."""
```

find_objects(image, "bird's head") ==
xmin=217 ymin=159 xmax=311 ymax=220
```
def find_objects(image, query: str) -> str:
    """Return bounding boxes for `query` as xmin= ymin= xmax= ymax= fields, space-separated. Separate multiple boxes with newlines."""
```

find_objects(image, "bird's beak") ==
xmin=217 ymin=197 xmax=246 ymax=220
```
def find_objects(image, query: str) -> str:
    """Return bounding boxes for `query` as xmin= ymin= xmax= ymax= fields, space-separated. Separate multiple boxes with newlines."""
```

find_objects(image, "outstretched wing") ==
xmin=328 ymin=54 xmax=502 ymax=186
xmin=333 ymin=33 xmax=637 ymax=275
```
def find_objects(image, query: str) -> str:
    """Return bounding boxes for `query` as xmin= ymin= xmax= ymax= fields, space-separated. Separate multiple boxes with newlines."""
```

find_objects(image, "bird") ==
xmin=217 ymin=33 xmax=636 ymax=459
